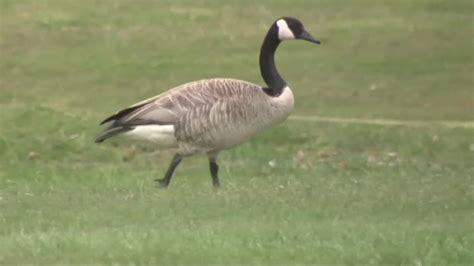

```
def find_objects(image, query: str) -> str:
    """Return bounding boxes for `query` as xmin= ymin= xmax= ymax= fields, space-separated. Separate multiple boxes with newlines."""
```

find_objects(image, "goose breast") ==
xmin=174 ymin=82 xmax=295 ymax=155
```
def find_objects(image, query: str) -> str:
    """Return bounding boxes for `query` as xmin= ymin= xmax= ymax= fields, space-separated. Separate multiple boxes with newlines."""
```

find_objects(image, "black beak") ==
xmin=299 ymin=30 xmax=321 ymax=44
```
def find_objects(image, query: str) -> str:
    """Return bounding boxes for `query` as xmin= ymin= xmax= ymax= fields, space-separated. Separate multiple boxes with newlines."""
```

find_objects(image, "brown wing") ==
xmin=99 ymin=78 xmax=262 ymax=127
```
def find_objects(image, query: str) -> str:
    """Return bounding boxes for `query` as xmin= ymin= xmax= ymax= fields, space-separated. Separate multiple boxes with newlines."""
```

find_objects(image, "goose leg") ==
xmin=209 ymin=157 xmax=220 ymax=188
xmin=155 ymin=153 xmax=182 ymax=188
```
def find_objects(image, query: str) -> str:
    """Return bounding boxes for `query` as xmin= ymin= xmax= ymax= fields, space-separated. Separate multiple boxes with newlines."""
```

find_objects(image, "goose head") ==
xmin=275 ymin=17 xmax=320 ymax=44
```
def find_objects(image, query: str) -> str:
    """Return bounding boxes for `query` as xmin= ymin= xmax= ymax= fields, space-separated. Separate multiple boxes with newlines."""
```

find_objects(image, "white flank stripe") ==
xmin=289 ymin=115 xmax=474 ymax=129
xmin=124 ymin=125 xmax=178 ymax=146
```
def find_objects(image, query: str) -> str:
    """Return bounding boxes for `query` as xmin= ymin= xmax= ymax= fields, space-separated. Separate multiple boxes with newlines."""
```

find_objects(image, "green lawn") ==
xmin=1 ymin=0 xmax=473 ymax=265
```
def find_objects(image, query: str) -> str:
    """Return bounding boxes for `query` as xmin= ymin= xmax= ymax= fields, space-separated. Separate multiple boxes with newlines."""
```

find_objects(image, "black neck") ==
xmin=260 ymin=25 xmax=286 ymax=96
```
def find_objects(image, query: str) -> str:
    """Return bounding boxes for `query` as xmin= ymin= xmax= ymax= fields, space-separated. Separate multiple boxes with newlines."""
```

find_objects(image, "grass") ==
xmin=1 ymin=0 xmax=473 ymax=265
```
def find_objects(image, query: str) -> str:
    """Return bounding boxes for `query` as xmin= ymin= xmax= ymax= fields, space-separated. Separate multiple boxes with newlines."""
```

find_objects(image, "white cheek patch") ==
xmin=276 ymin=19 xmax=295 ymax=40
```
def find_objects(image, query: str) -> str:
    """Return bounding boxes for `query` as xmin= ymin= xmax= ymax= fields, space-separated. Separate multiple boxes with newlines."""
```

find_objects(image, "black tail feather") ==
xmin=95 ymin=126 xmax=134 ymax=143
xmin=99 ymin=103 xmax=147 ymax=125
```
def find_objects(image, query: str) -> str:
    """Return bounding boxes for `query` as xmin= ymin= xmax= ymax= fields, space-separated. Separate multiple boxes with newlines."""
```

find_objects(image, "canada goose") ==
xmin=95 ymin=17 xmax=320 ymax=187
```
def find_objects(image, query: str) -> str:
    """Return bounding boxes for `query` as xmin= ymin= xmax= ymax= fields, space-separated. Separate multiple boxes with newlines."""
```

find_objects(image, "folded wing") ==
xmin=95 ymin=79 xmax=262 ymax=143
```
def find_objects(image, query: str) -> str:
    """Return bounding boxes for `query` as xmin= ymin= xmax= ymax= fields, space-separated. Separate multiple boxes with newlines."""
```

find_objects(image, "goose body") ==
xmin=96 ymin=17 xmax=320 ymax=187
